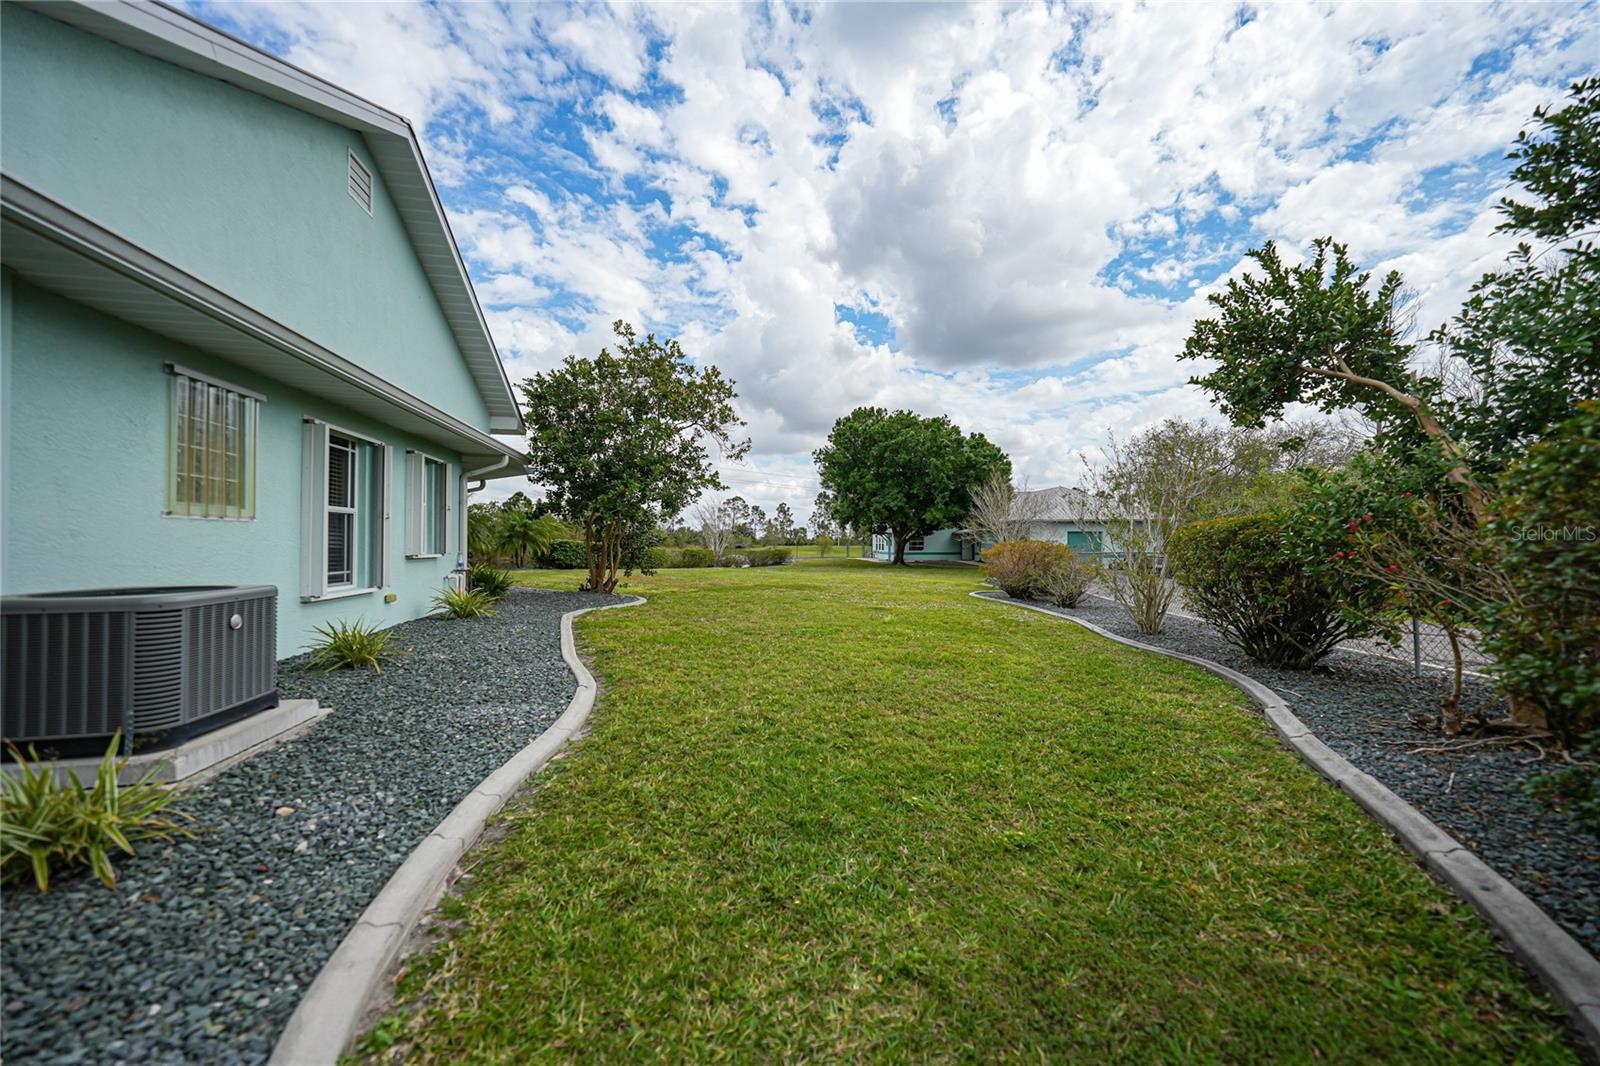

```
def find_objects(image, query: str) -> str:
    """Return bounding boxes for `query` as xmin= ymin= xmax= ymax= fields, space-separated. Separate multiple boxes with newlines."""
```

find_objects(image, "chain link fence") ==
xmin=1338 ymin=617 xmax=1494 ymax=677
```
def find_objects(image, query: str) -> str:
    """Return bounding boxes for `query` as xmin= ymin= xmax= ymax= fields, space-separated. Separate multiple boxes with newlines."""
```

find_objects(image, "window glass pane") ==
xmin=172 ymin=376 xmax=188 ymax=512
xmin=167 ymin=372 xmax=258 ymax=520
xmin=421 ymin=459 xmax=448 ymax=555
xmin=225 ymin=392 xmax=240 ymax=511
xmin=328 ymin=437 xmax=354 ymax=509
xmin=355 ymin=442 xmax=385 ymax=588
xmin=207 ymin=385 xmax=225 ymax=517
xmin=328 ymin=512 xmax=353 ymax=586
xmin=242 ymin=400 xmax=257 ymax=518
xmin=189 ymin=379 xmax=206 ymax=507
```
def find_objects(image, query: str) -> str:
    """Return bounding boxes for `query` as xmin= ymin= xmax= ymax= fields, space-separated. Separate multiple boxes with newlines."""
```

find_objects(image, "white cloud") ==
xmin=197 ymin=0 xmax=1596 ymax=516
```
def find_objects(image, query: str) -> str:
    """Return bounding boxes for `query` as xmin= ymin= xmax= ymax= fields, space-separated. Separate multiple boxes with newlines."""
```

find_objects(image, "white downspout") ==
xmin=465 ymin=454 xmax=512 ymax=494
xmin=461 ymin=455 xmax=514 ymax=566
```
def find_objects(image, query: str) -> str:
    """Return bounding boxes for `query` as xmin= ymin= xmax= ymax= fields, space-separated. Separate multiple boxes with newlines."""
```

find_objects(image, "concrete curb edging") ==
xmin=971 ymin=591 xmax=1600 ymax=1051
xmin=268 ymin=594 xmax=646 ymax=1066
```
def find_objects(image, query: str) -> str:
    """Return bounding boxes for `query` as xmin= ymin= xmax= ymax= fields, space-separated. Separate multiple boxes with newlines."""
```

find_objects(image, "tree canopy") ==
xmin=1433 ymin=76 xmax=1600 ymax=473
xmin=813 ymin=407 xmax=1009 ymax=564
xmin=520 ymin=321 xmax=748 ymax=592
xmin=1179 ymin=238 xmax=1426 ymax=434
xmin=1180 ymin=78 xmax=1600 ymax=519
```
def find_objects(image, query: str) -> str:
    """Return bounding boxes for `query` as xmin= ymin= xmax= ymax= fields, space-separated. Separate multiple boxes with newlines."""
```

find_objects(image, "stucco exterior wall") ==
xmin=868 ymin=529 xmax=965 ymax=560
xmin=1 ymin=277 xmax=465 ymax=658
xmin=0 ymin=7 xmax=491 ymax=430
xmin=871 ymin=522 xmax=1119 ymax=561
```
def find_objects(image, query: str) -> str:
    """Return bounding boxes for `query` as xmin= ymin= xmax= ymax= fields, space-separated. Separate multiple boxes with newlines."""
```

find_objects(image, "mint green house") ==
xmin=0 ymin=2 xmax=528 ymax=657
xmin=868 ymin=488 xmax=1116 ymax=562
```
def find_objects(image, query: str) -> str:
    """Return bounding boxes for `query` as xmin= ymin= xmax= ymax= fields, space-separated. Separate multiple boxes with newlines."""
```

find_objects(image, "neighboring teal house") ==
xmin=868 ymin=487 xmax=1114 ymax=562
xmin=0 ymin=1 xmax=528 ymax=657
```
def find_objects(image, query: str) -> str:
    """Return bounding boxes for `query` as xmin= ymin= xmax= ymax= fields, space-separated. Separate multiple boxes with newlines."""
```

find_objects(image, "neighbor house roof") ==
xmin=1013 ymin=486 xmax=1106 ymax=523
xmin=21 ymin=0 xmax=523 ymax=435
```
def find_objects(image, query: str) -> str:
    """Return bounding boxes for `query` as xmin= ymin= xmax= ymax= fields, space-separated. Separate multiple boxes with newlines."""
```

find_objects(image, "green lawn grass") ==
xmin=738 ymin=542 xmax=869 ymax=558
xmin=360 ymin=561 xmax=1574 ymax=1062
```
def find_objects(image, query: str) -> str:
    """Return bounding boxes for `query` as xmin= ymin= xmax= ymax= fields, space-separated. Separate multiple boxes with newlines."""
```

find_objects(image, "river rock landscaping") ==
xmin=979 ymin=589 xmax=1600 ymax=961
xmin=1 ymin=587 xmax=614 ymax=1065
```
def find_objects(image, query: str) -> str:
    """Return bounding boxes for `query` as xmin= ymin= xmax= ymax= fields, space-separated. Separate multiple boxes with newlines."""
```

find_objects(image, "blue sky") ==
xmin=194 ymin=1 xmax=1596 ymax=519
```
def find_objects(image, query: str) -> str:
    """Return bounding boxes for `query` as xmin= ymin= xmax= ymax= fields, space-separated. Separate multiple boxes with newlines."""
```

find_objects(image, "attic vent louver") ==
xmin=347 ymin=150 xmax=373 ymax=215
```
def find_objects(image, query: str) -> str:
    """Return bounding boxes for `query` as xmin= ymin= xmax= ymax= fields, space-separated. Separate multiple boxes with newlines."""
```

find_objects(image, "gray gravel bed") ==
xmin=981 ymin=590 xmax=1600 ymax=960
xmin=1 ymin=588 xmax=615 ymax=1065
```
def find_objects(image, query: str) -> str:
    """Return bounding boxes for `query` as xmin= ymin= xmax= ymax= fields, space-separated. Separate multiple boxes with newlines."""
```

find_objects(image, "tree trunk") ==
xmin=1309 ymin=355 xmax=1489 ymax=523
xmin=588 ymin=518 xmax=621 ymax=594
xmin=892 ymin=531 xmax=909 ymax=565
xmin=584 ymin=516 xmax=613 ymax=594
xmin=1508 ymin=693 xmax=1549 ymax=729
xmin=1441 ymin=625 xmax=1464 ymax=733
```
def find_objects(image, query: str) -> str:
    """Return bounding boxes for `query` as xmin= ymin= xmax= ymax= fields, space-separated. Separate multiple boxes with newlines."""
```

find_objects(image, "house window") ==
xmin=326 ymin=435 xmax=358 ymax=587
xmin=302 ymin=421 xmax=390 ymax=599
xmin=906 ymin=536 xmax=925 ymax=552
xmin=167 ymin=365 xmax=261 ymax=520
xmin=406 ymin=451 xmax=453 ymax=558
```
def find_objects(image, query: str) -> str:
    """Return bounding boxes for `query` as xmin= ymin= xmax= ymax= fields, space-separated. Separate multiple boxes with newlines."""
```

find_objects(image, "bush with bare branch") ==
xmin=965 ymin=471 xmax=1053 ymax=549
xmin=694 ymin=497 xmax=735 ymax=562
xmin=1080 ymin=421 xmax=1243 ymax=634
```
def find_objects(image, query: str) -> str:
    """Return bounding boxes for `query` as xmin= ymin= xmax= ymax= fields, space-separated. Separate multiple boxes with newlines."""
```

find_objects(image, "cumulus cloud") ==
xmin=191 ymin=0 xmax=1596 ymax=510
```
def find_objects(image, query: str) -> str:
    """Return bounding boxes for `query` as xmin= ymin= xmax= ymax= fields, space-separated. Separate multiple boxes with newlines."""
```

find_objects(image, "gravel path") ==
xmin=1 ymin=588 xmax=614 ymax=1065
xmin=980 ymin=590 xmax=1600 ymax=960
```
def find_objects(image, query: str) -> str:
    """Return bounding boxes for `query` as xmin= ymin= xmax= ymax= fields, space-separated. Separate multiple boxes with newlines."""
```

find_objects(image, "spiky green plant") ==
xmin=1 ymin=735 xmax=193 ymax=891
xmin=304 ymin=619 xmax=405 ymax=673
xmin=466 ymin=563 xmax=514 ymax=601
xmin=433 ymin=586 xmax=497 ymax=619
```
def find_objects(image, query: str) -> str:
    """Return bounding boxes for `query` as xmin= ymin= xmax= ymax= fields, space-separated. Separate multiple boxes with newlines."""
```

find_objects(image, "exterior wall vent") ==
xmin=347 ymin=150 xmax=373 ymax=214
xmin=2 ymin=586 xmax=278 ymax=754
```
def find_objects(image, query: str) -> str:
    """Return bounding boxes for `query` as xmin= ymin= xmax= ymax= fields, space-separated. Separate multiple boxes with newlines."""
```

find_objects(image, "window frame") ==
xmin=325 ymin=433 xmax=359 ymax=591
xmin=405 ymin=449 xmax=454 ymax=560
xmin=905 ymin=536 xmax=925 ymax=553
xmin=301 ymin=419 xmax=391 ymax=602
xmin=164 ymin=363 xmax=264 ymax=521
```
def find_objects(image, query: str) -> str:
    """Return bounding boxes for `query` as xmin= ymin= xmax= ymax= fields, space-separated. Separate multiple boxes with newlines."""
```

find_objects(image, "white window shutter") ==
xmin=377 ymin=444 xmax=393 ymax=587
xmin=458 ymin=467 xmax=469 ymax=565
xmin=300 ymin=421 xmax=329 ymax=600
xmin=444 ymin=463 xmax=456 ymax=558
xmin=404 ymin=450 xmax=421 ymax=557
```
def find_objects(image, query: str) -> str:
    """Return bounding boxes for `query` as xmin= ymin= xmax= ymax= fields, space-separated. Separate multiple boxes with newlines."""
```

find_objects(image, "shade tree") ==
xmin=519 ymin=320 xmax=748 ymax=593
xmin=814 ymin=408 xmax=1009 ymax=565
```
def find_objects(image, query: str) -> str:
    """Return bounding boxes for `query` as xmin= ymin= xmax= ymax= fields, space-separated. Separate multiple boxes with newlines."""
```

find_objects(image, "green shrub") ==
xmin=642 ymin=546 xmax=673 ymax=570
xmin=543 ymin=539 xmax=587 ymax=569
xmin=304 ymin=619 xmax=406 ymax=673
xmin=1043 ymin=553 xmax=1097 ymax=607
xmin=743 ymin=547 xmax=791 ymax=567
xmin=983 ymin=540 xmax=1076 ymax=600
xmin=1488 ymin=401 xmax=1600 ymax=746
xmin=466 ymin=563 xmax=514 ymax=601
xmin=1524 ymin=732 xmax=1599 ymax=834
xmin=2 ymin=736 xmax=193 ymax=891
xmin=433 ymin=586 xmax=497 ymax=619
xmin=1169 ymin=514 xmax=1352 ymax=669
xmin=675 ymin=547 xmax=715 ymax=568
